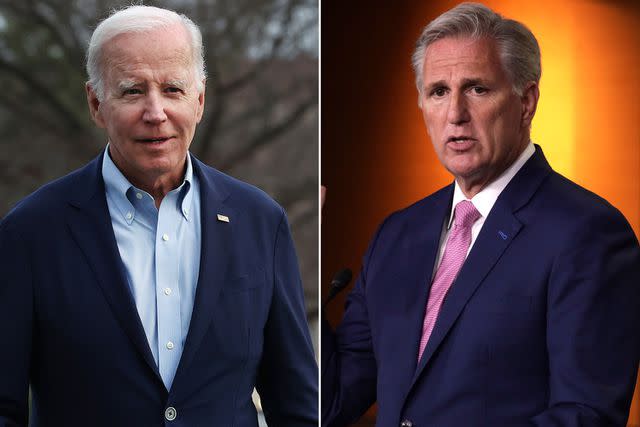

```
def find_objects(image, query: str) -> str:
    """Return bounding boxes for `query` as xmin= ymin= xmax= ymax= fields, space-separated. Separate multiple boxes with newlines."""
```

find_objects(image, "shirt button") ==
xmin=162 ymin=234 xmax=169 ymax=241
xmin=125 ymin=212 xmax=132 ymax=220
xmin=184 ymin=208 xmax=189 ymax=215
xmin=400 ymin=420 xmax=413 ymax=427
xmin=165 ymin=406 xmax=177 ymax=421
xmin=166 ymin=341 xmax=174 ymax=350
xmin=136 ymin=192 xmax=143 ymax=199
xmin=164 ymin=288 xmax=172 ymax=296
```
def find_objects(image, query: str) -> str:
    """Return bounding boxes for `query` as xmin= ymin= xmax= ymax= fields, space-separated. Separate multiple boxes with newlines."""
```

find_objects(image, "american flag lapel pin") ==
xmin=217 ymin=214 xmax=230 ymax=223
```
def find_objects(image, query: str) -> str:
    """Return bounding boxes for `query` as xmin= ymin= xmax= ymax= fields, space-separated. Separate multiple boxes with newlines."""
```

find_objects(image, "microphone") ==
xmin=323 ymin=268 xmax=353 ymax=309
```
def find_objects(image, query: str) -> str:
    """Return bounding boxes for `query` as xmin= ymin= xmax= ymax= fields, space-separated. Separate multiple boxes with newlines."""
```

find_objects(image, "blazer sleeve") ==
xmin=321 ymin=220 xmax=388 ymax=427
xmin=529 ymin=209 xmax=640 ymax=427
xmin=255 ymin=210 xmax=318 ymax=426
xmin=0 ymin=221 xmax=33 ymax=427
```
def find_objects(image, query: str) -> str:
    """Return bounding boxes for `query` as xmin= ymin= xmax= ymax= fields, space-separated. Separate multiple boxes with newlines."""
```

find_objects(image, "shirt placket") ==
xmin=155 ymin=193 xmax=183 ymax=389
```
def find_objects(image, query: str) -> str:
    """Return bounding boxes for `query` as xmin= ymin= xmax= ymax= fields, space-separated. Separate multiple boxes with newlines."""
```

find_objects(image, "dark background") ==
xmin=321 ymin=0 xmax=640 ymax=425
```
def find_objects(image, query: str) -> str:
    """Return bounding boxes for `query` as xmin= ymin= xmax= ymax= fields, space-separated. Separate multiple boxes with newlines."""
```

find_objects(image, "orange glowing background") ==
xmin=321 ymin=0 xmax=640 ymax=425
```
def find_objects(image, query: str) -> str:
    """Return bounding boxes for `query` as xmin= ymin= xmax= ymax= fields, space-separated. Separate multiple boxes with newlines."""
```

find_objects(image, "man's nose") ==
xmin=142 ymin=92 xmax=168 ymax=124
xmin=447 ymin=92 xmax=470 ymax=125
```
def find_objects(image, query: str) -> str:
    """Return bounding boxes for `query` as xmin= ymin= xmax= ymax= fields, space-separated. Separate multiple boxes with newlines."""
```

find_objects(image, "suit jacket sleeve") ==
xmin=529 ymin=209 xmax=640 ymax=427
xmin=255 ymin=209 xmax=318 ymax=426
xmin=0 ymin=220 xmax=32 ymax=427
xmin=321 ymin=219 xmax=390 ymax=427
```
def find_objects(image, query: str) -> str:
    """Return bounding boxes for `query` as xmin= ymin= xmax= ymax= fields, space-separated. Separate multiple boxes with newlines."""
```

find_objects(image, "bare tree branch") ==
xmin=218 ymin=0 xmax=298 ymax=95
xmin=20 ymin=0 xmax=84 ymax=66
xmin=0 ymin=0 xmax=75 ymax=59
xmin=0 ymin=56 xmax=87 ymax=134
xmin=193 ymin=59 xmax=224 ymax=162
xmin=277 ymin=176 xmax=317 ymax=209
xmin=290 ymin=203 xmax=316 ymax=230
xmin=218 ymin=94 xmax=316 ymax=171
xmin=0 ymin=92 xmax=66 ymax=136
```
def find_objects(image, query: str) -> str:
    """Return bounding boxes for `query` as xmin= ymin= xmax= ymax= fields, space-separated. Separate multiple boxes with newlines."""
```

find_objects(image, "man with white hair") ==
xmin=322 ymin=3 xmax=640 ymax=426
xmin=0 ymin=5 xmax=317 ymax=426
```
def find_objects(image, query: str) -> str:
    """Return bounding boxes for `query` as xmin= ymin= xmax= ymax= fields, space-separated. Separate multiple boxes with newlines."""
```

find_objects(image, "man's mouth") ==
xmin=446 ymin=136 xmax=476 ymax=150
xmin=447 ymin=136 xmax=476 ymax=143
xmin=136 ymin=136 xmax=172 ymax=144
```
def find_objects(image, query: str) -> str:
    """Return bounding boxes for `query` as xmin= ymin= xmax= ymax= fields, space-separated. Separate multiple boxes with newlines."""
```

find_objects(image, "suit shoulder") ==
xmin=521 ymin=171 xmax=638 ymax=250
xmin=1 ymin=163 xmax=91 ymax=230
xmin=361 ymin=185 xmax=451 ymax=256
xmin=539 ymin=171 xmax=630 ymax=225
xmin=379 ymin=185 xmax=451 ymax=229
xmin=196 ymin=161 xmax=284 ymax=218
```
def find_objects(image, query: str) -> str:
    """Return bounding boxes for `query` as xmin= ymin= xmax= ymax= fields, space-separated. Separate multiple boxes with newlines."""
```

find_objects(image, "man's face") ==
xmin=420 ymin=36 xmax=537 ymax=195
xmin=87 ymin=24 xmax=205 ymax=187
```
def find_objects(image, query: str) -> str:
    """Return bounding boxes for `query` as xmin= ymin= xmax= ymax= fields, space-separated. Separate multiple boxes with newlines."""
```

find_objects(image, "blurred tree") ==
xmin=0 ymin=0 xmax=318 ymax=318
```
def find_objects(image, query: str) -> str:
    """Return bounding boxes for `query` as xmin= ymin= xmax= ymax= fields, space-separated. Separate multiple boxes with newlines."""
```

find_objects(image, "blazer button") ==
xmin=400 ymin=420 xmax=413 ymax=427
xmin=165 ymin=406 xmax=177 ymax=421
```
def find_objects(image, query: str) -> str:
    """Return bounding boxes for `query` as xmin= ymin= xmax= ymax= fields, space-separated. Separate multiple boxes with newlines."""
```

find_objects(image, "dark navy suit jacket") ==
xmin=0 ymin=153 xmax=318 ymax=426
xmin=322 ymin=147 xmax=640 ymax=427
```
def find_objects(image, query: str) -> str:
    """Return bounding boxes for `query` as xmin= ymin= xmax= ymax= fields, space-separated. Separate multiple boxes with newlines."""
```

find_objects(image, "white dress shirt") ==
xmin=432 ymin=142 xmax=536 ymax=275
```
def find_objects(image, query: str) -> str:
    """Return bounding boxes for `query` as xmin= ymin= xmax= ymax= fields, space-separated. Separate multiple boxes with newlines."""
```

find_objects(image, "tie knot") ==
xmin=453 ymin=200 xmax=480 ymax=228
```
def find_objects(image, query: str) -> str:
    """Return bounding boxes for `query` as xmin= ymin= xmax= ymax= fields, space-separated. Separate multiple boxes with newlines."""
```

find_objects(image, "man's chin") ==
xmin=444 ymin=158 xmax=482 ymax=180
xmin=133 ymin=160 xmax=176 ymax=177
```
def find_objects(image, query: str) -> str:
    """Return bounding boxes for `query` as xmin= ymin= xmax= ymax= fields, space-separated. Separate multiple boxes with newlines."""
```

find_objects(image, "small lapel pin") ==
xmin=498 ymin=230 xmax=508 ymax=240
xmin=217 ymin=214 xmax=230 ymax=223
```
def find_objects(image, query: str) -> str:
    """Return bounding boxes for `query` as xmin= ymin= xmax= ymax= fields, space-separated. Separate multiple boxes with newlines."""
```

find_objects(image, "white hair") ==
xmin=412 ymin=2 xmax=541 ymax=97
xmin=86 ymin=5 xmax=206 ymax=101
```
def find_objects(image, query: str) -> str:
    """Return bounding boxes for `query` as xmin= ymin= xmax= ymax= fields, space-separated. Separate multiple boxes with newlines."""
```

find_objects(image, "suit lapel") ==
xmin=172 ymin=157 xmax=234 ymax=390
xmin=411 ymin=203 xmax=523 ymax=382
xmin=66 ymin=155 xmax=162 ymax=383
xmin=392 ymin=186 xmax=453 ymax=399
xmin=410 ymin=146 xmax=552 ymax=388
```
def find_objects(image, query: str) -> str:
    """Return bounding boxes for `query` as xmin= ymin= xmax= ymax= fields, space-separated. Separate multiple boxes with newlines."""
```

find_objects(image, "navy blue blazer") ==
xmin=322 ymin=147 xmax=640 ymax=427
xmin=0 ymin=153 xmax=317 ymax=426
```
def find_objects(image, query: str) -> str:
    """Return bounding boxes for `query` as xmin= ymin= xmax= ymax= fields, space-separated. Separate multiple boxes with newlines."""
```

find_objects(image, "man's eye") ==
xmin=471 ymin=86 xmax=487 ymax=95
xmin=123 ymin=88 xmax=142 ymax=95
xmin=430 ymin=87 xmax=447 ymax=97
xmin=166 ymin=87 xmax=183 ymax=93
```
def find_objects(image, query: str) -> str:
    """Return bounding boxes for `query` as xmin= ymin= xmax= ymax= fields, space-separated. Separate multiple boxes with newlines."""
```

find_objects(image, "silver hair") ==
xmin=86 ymin=5 xmax=206 ymax=101
xmin=412 ymin=2 xmax=540 ymax=97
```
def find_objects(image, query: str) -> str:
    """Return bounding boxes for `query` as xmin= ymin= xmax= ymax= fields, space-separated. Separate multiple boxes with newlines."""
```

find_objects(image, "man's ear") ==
xmin=196 ymin=79 xmax=206 ymax=123
xmin=86 ymin=83 xmax=105 ymax=128
xmin=521 ymin=81 xmax=539 ymax=129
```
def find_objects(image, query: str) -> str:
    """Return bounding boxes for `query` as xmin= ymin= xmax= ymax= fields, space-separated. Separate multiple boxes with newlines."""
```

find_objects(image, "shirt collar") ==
xmin=447 ymin=142 xmax=536 ymax=229
xmin=179 ymin=154 xmax=195 ymax=221
xmin=101 ymin=145 xmax=195 ymax=223
xmin=102 ymin=145 xmax=136 ymax=224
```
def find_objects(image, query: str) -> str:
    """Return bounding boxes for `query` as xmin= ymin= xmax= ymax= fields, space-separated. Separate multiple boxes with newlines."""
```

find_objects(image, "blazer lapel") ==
xmin=66 ymin=155 xmax=162 ymax=383
xmin=411 ymin=204 xmax=523 ymax=382
xmin=391 ymin=186 xmax=453 ymax=400
xmin=172 ymin=157 xmax=234 ymax=389
xmin=410 ymin=146 xmax=552 ymax=387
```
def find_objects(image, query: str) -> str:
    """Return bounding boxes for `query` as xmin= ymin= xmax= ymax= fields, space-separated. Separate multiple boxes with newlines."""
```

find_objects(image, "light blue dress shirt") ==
xmin=102 ymin=147 xmax=201 ymax=390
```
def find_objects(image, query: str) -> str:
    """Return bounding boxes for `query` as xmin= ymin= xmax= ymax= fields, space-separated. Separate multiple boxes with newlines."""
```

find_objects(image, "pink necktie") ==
xmin=417 ymin=200 xmax=481 ymax=361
